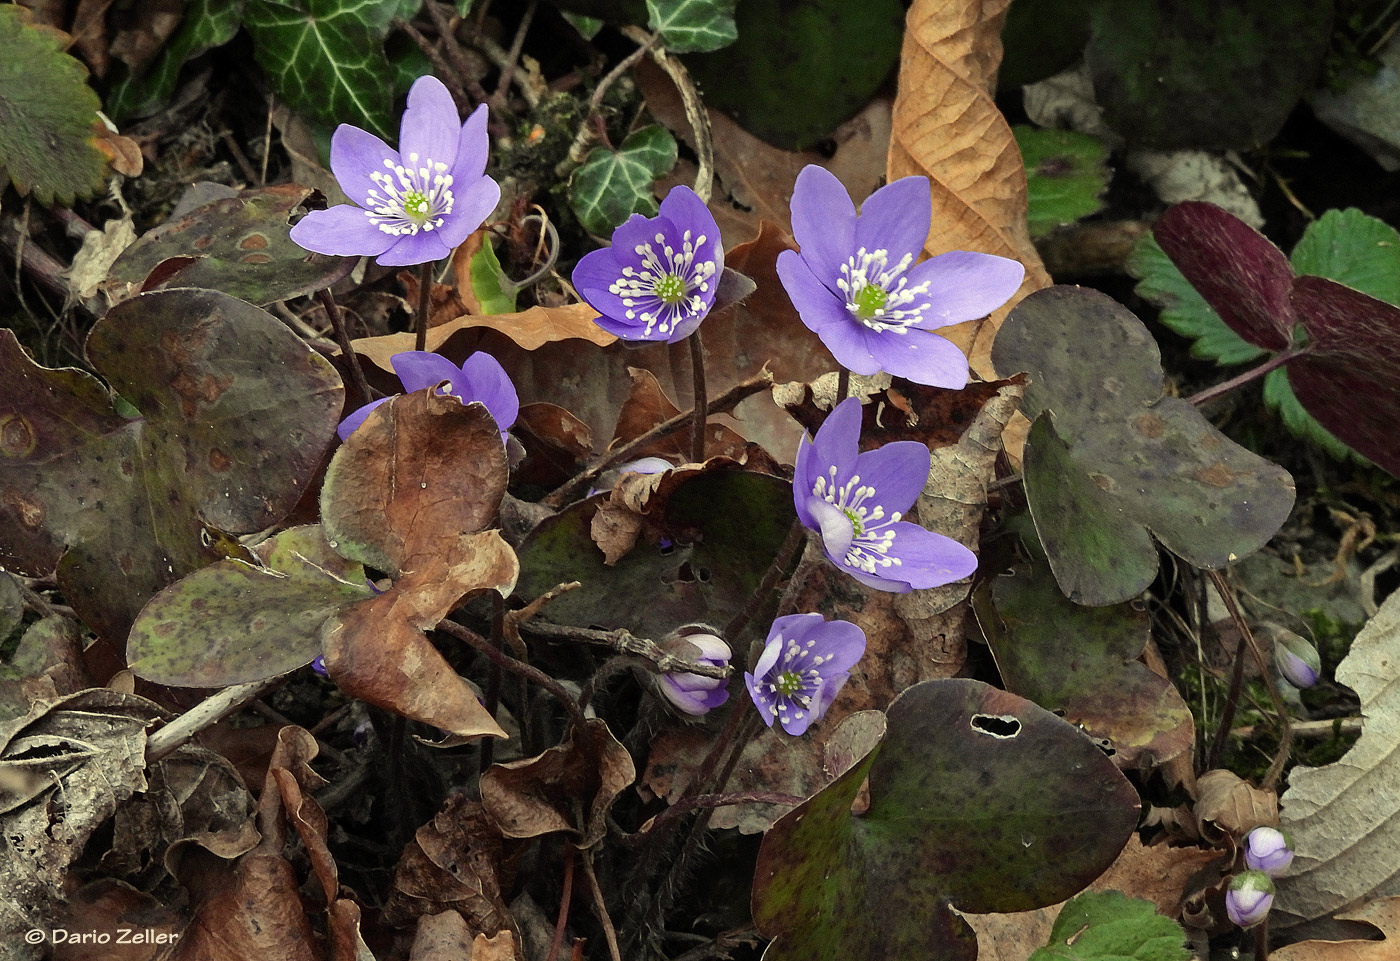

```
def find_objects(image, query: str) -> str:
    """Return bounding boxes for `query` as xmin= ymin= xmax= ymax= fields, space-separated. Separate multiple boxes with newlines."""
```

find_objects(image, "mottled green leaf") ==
xmin=569 ymin=126 xmax=678 ymax=235
xmin=1086 ymin=0 xmax=1333 ymax=150
xmin=105 ymin=185 xmax=355 ymax=305
xmin=0 ymin=289 xmax=344 ymax=642
xmin=107 ymin=0 xmax=247 ymax=121
xmin=683 ymin=0 xmax=902 ymax=150
xmin=1028 ymin=891 xmax=1190 ymax=961
xmin=992 ymin=286 xmax=1295 ymax=606
xmin=0 ymin=574 xmax=21 ymax=647
xmin=647 ymin=0 xmax=738 ymax=53
xmin=128 ymin=526 xmax=374 ymax=687
xmin=1015 ymin=126 xmax=1110 ymax=239
xmin=245 ymin=0 xmax=399 ymax=139
xmin=1290 ymin=208 xmax=1400 ymax=307
xmin=753 ymin=679 xmax=1140 ymax=961
xmin=986 ymin=559 xmax=1193 ymax=767
xmin=0 ymin=6 xmax=107 ymax=205
xmin=515 ymin=470 xmax=793 ymax=638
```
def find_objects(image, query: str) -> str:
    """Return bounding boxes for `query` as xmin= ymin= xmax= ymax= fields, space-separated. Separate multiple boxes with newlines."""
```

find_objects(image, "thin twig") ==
xmin=250 ymin=699 xmax=351 ymax=767
xmin=836 ymin=368 xmax=850 ymax=403
xmin=524 ymin=621 xmax=731 ymax=679
xmin=260 ymin=97 xmax=274 ymax=185
xmin=636 ymin=791 xmax=804 ymax=839
xmin=493 ymin=0 xmax=538 ymax=104
xmin=621 ymin=26 xmax=713 ymax=202
xmin=146 ymin=676 xmax=288 ymax=764
xmin=436 ymin=618 xmax=589 ymax=734
xmin=415 ymin=260 xmax=433 ymax=352
xmin=317 ymin=288 xmax=374 ymax=410
xmin=421 ymin=1 xmax=493 ymax=105
xmin=394 ymin=16 xmax=472 ymax=111
xmin=1233 ymin=716 xmax=1361 ymax=740
xmin=581 ymin=849 xmax=622 ymax=961
xmin=542 ymin=368 xmax=774 ymax=508
xmin=560 ymin=32 xmax=659 ymax=174
xmin=723 ymin=519 xmax=806 ymax=641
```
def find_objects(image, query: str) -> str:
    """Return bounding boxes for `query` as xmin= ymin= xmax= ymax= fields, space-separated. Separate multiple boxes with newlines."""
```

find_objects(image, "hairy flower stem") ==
xmin=1187 ymin=346 xmax=1309 ymax=407
xmin=316 ymin=288 xmax=374 ymax=410
xmin=415 ymin=261 xmax=433 ymax=352
xmin=689 ymin=333 xmax=708 ymax=463
xmin=1254 ymin=917 xmax=1270 ymax=961
xmin=836 ymin=367 xmax=850 ymax=402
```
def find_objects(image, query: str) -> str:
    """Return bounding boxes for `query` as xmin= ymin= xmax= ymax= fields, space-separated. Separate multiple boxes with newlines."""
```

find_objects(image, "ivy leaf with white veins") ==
xmin=569 ymin=126 xmax=678 ymax=235
xmin=0 ymin=5 xmax=107 ymax=206
xmin=244 ymin=0 xmax=399 ymax=139
xmin=647 ymin=0 xmax=738 ymax=52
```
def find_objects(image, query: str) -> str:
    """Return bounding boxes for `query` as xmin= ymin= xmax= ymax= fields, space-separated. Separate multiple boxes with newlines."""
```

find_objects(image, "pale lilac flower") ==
xmin=657 ymin=633 xmax=731 ymax=716
xmin=1274 ymin=631 xmax=1321 ymax=688
xmin=290 ymin=75 xmax=500 ymax=266
xmin=588 ymin=456 xmax=674 ymax=497
xmin=794 ymin=397 xmax=977 ymax=593
xmin=1226 ymin=871 xmax=1275 ymax=928
xmin=777 ymin=165 xmax=1024 ymax=387
xmin=746 ymin=613 xmax=865 ymax=735
xmin=338 ymin=350 xmax=518 ymax=441
xmin=1244 ymin=827 xmax=1294 ymax=878
xmin=572 ymin=185 xmax=723 ymax=342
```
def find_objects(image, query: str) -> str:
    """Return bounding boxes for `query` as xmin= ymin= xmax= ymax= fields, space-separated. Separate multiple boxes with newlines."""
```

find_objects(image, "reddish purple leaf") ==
xmin=1288 ymin=276 xmax=1400 ymax=478
xmin=1154 ymin=202 xmax=1294 ymax=351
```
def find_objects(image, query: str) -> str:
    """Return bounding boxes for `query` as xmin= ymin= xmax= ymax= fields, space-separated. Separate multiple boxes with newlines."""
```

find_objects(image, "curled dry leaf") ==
xmin=386 ymin=793 xmax=516 ymax=938
xmin=1194 ymin=769 xmax=1278 ymax=842
xmin=887 ymin=0 xmax=1052 ymax=383
xmin=481 ymin=717 xmax=635 ymax=847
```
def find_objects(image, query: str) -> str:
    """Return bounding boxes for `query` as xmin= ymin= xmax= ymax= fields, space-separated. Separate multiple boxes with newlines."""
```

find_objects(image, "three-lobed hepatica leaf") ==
xmin=0 ymin=5 xmax=109 ymax=206
xmin=0 ymin=288 xmax=343 ymax=644
xmin=992 ymin=286 xmax=1295 ymax=606
xmin=751 ymin=679 xmax=1141 ymax=961
xmin=1155 ymin=201 xmax=1400 ymax=478
xmin=568 ymin=126 xmax=678 ymax=236
xmin=127 ymin=525 xmax=375 ymax=687
xmin=104 ymin=185 xmax=356 ymax=306
xmin=319 ymin=392 xmax=515 ymax=739
xmin=982 ymin=559 xmax=1194 ymax=769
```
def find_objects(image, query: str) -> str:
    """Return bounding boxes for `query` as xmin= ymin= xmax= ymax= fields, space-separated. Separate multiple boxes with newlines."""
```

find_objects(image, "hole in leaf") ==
xmin=970 ymin=714 xmax=1021 ymax=738
xmin=677 ymin=561 xmax=696 ymax=582
xmin=695 ymin=565 xmax=711 ymax=583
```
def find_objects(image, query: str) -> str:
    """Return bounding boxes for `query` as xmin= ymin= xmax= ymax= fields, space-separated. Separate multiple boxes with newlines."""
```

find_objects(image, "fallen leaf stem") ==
xmin=541 ymin=368 xmax=774 ymax=508
xmin=1187 ymin=346 xmax=1309 ymax=408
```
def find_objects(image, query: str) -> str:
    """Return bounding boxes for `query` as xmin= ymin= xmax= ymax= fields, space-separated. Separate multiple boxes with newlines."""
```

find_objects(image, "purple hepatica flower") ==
xmin=1226 ymin=871 xmax=1275 ymax=928
xmin=657 ymin=633 xmax=732 ymax=716
xmin=794 ymin=397 xmax=977 ymax=593
xmin=1244 ymin=827 xmax=1294 ymax=878
xmin=290 ymin=75 xmax=500 ymax=267
xmin=777 ymin=165 xmax=1024 ymax=388
xmin=338 ymin=350 xmax=519 ymax=441
xmin=746 ymin=613 xmax=866 ymax=736
xmin=571 ymin=185 xmax=723 ymax=343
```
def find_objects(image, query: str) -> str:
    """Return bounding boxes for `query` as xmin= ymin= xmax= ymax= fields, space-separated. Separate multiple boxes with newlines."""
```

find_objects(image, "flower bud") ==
xmin=1226 ymin=870 xmax=1275 ymax=928
xmin=1273 ymin=629 xmax=1321 ymax=688
xmin=657 ymin=631 xmax=731 ymax=716
xmin=1244 ymin=826 xmax=1294 ymax=878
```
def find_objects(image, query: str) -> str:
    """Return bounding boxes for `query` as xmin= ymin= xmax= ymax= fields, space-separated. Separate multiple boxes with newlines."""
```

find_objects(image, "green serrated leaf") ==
xmin=647 ymin=0 xmax=738 ymax=53
xmin=1029 ymin=891 xmax=1190 ymax=961
xmin=569 ymin=126 xmax=678 ymax=235
xmin=1014 ymin=126 xmax=1110 ymax=239
xmin=245 ymin=0 xmax=399 ymax=139
xmin=107 ymin=0 xmax=247 ymax=121
xmin=0 ymin=6 xmax=107 ymax=206
xmin=471 ymin=238 xmax=518 ymax=314
xmin=1128 ymin=233 xmax=1267 ymax=366
xmin=1290 ymin=207 xmax=1400 ymax=306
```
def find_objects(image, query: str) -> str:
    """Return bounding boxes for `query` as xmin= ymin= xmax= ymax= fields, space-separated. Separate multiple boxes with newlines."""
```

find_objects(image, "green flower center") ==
xmin=844 ymin=508 xmax=864 ymax=537
xmin=775 ymin=671 xmax=803 ymax=696
xmin=853 ymin=284 xmax=888 ymax=319
xmin=653 ymin=273 xmax=686 ymax=304
xmin=402 ymin=190 xmax=430 ymax=221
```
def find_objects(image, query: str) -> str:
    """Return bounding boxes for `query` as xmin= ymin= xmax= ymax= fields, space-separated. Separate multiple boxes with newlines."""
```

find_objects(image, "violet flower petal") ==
xmin=860 ymin=325 xmax=970 ymax=389
xmin=459 ymin=352 xmax=519 ymax=430
xmin=853 ymin=175 xmax=930 ymax=265
xmin=379 ymin=230 xmax=454 ymax=267
xmin=452 ymin=104 xmax=491 ymax=183
xmin=789 ymin=165 xmax=857 ymax=285
xmin=338 ymin=397 xmax=391 ymax=441
xmin=290 ymin=205 xmax=398 ymax=258
xmin=903 ymin=250 xmax=1026 ymax=329
xmin=330 ymin=123 xmax=398 ymax=207
xmin=398 ymin=75 xmax=460 ymax=171
xmin=392 ymin=351 xmax=464 ymax=393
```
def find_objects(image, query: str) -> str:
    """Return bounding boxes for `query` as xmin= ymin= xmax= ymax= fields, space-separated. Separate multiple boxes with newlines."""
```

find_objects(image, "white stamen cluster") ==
xmin=812 ymin=465 xmax=902 ymax=574
xmin=754 ymin=634 xmax=837 ymax=725
xmin=364 ymin=151 xmax=456 ymax=237
xmin=607 ymin=229 xmax=717 ymax=337
xmin=836 ymin=246 xmax=932 ymax=333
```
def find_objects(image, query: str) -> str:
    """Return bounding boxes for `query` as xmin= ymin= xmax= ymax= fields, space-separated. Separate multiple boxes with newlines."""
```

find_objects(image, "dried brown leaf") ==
xmin=481 ymin=718 xmax=634 ymax=846
xmin=1195 ymin=769 xmax=1278 ymax=842
xmin=887 ymin=0 xmax=1053 ymax=384
xmin=55 ymin=879 xmax=184 ymax=961
xmin=1272 ymin=897 xmax=1400 ymax=961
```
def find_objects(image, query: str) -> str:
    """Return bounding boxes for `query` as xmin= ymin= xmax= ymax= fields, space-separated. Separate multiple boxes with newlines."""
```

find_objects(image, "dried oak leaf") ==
xmin=1272 ymin=897 xmax=1400 ymax=961
xmin=1194 ymin=769 xmax=1278 ymax=842
xmin=888 ymin=0 xmax=1053 ymax=382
